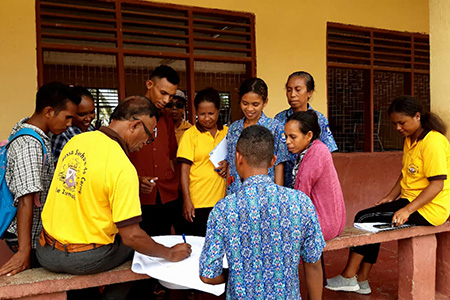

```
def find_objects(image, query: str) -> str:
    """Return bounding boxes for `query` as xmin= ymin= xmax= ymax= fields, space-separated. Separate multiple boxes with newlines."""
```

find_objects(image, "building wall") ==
xmin=0 ymin=0 xmax=429 ymax=138
xmin=159 ymin=0 xmax=429 ymax=117
xmin=430 ymin=0 xmax=450 ymax=136
xmin=0 ymin=1 xmax=37 ymax=139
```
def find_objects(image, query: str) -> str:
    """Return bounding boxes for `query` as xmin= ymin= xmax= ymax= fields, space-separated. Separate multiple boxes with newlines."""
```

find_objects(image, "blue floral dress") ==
xmin=226 ymin=112 xmax=289 ymax=194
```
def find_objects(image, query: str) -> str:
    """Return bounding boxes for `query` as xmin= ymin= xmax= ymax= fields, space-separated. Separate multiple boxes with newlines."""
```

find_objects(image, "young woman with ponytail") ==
xmin=326 ymin=96 xmax=450 ymax=295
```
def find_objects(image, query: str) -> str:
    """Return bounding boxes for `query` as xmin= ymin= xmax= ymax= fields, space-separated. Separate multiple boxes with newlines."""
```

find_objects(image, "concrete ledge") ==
xmin=2 ymin=222 xmax=449 ymax=299
xmin=324 ymin=221 xmax=450 ymax=300
xmin=0 ymin=261 xmax=148 ymax=299
xmin=324 ymin=221 xmax=450 ymax=251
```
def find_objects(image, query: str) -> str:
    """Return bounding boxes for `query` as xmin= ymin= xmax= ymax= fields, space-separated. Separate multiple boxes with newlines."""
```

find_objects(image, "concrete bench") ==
xmin=0 ymin=261 xmax=148 ymax=300
xmin=323 ymin=222 xmax=450 ymax=300
xmin=1 ymin=223 xmax=449 ymax=299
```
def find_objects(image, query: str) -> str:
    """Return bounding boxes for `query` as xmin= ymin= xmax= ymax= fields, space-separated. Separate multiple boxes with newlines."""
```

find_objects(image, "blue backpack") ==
xmin=0 ymin=128 xmax=47 ymax=239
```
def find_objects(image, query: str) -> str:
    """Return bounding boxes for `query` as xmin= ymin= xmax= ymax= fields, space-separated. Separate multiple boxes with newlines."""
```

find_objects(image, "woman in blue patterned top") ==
xmin=226 ymin=78 xmax=289 ymax=194
xmin=275 ymin=71 xmax=338 ymax=188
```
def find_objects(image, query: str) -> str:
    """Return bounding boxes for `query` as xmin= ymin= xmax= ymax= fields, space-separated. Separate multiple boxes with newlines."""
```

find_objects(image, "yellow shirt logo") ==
xmin=407 ymin=163 xmax=419 ymax=176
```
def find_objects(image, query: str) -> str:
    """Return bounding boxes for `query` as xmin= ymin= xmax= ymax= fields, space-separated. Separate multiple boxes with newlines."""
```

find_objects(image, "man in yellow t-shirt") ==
xmin=37 ymin=96 xmax=191 ymax=279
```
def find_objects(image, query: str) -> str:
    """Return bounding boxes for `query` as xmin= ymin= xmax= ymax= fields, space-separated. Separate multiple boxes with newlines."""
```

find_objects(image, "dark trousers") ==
xmin=351 ymin=198 xmax=432 ymax=264
xmin=36 ymin=234 xmax=133 ymax=275
xmin=172 ymin=190 xmax=186 ymax=235
xmin=140 ymin=191 xmax=182 ymax=237
xmin=37 ymin=234 xmax=134 ymax=300
xmin=178 ymin=207 xmax=213 ymax=237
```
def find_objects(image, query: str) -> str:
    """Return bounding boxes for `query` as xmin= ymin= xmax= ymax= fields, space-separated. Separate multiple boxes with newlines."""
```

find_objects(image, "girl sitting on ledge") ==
xmin=326 ymin=96 xmax=450 ymax=295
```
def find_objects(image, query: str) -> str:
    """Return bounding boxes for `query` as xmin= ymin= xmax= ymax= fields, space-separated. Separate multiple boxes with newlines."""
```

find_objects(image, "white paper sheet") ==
xmin=131 ymin=235 xmax=226 ymax=296
xmin=209 ymin=137 xmax=227 ymax=168
xmin=354 ymin=222 xmax=412 ymax=233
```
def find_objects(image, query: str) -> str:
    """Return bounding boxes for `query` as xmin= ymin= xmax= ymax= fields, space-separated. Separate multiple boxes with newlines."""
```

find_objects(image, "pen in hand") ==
xmin=182 ymin=233 xmax=187 ymax=243
xmin=391 ymin=218 xmax=396 ymax=227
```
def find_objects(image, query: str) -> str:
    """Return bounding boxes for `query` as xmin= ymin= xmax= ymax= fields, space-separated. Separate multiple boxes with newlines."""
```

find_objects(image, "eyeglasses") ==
xmin=133 ymin=116 xmax=155 ymax=144
xmin=165 ymin=101 xmax=185 ymax=109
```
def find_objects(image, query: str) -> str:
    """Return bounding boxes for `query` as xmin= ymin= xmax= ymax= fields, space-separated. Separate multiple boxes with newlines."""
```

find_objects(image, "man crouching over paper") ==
xmin=37 ymin=96 xmax=191 ymax=297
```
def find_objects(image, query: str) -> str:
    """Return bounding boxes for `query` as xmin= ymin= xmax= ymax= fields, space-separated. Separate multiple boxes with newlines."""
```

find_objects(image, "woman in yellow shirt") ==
xmin=326 ymin=96 xmax=450 ymax=295
xmin=177 ymin=88 xmax=228 ymax=236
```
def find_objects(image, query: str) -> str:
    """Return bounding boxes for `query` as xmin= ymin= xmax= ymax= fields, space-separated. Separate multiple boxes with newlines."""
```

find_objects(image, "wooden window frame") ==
xmin=36 ymin=0 xmax=256 ymax=123
xmin=327 ymin=22 xmax=430 ymax=152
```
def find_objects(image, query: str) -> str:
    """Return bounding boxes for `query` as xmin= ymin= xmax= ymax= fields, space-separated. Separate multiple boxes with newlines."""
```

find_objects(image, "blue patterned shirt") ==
xmin=226 ymin=112 xmax=289 ymax=194
xmin=52 ymin=125 xmax=95 ymax=162
xmin=200 ymin=174 xmax=325 ymax=300
xmin=274 ymin=105 xmax=338 ymax=188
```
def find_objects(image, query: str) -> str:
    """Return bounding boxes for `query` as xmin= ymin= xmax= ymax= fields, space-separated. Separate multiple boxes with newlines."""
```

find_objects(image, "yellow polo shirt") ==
xmin=42 ymin=131 xmax=142 ymax=245
xmin=175 ymin=120 xmax=193 ymax=144
xmin=177 ymin=124 xmax=228 ymax=208
xmin=401 ymin=130 xmax=450 ymax=225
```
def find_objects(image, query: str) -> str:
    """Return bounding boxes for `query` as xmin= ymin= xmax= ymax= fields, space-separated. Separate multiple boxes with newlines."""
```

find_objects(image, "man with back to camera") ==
xmin=199 ymin=125 xmax=325 ymax=300
xmin=0 ymin=82 xmax=80 ymax=277
xmin=129 ymin=65 xmax=181 ymax=237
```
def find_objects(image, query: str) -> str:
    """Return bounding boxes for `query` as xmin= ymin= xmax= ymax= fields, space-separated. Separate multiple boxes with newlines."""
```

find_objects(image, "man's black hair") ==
xmin=236 ymin=125 xmax=275 ymax=168
xmin=149 ymin=65 xmax=180 ymax=85
xmin=35 ymin=82 xmax=81 ymax=114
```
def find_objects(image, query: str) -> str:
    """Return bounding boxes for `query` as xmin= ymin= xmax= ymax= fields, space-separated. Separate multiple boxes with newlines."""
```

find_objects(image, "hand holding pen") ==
xmin=391 ymin=207 xmax=410 ymax=227
xmin=168 ymin=242 xmax=192 ymax=261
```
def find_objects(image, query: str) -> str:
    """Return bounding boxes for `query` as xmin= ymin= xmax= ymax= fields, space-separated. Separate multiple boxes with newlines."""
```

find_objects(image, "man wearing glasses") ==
xmin=129 ymin=65 xmax=181 ymax=238
xmin=37 ymin=96 xmax=191 ymax=298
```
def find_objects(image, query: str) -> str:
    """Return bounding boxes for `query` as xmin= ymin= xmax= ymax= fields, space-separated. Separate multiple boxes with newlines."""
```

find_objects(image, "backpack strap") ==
xmin=6 ymin=128 xmax=48 ymax=208
xmin=8 ymin=128 xmax=48 ymax=166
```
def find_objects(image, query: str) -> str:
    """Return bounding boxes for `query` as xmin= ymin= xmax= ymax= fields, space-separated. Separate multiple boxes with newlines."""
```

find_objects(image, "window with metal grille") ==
xmin=218 ymin=92 xmax=231 ymax=125
xmin=327 ymin=22 xmax=430 ymax=152
xmin=88 ymin=88 xmax=119 ymax=126
xmin=37 ymin=0 xmax=255 ymax=124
